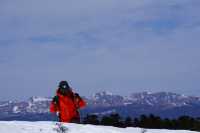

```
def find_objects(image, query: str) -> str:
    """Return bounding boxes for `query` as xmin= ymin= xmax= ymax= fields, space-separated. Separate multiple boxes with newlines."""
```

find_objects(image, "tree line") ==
xmin=82 ymin=113 xmax=200 ymax=131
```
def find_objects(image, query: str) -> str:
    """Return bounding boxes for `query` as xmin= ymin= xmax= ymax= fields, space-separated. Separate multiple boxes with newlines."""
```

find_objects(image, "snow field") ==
xmin=0 ymin=121 xmax=198 ymax=133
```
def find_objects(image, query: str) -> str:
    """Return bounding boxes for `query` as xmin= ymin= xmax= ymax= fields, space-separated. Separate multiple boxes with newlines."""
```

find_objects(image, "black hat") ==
xmin=58 ymin=81 xmax=72 ymax=96
xmin=58 ymin=81 xmax=70 ymax=90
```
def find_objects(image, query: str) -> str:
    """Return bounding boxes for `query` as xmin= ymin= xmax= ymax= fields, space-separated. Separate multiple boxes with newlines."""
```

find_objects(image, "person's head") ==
xmin=58 ymin=80 xmax=71 ymax=95
xmin=59 ymin=81 xmax=70 ymax=89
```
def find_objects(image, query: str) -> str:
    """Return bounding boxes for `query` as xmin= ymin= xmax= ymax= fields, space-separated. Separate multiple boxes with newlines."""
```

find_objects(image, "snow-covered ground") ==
xmin=0 ymin=121 xmax=198 ymax=133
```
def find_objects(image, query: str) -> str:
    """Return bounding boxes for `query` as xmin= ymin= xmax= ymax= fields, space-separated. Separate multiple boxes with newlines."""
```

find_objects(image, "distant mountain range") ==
xmin=0 ymin=91 xmax=200 ymax=121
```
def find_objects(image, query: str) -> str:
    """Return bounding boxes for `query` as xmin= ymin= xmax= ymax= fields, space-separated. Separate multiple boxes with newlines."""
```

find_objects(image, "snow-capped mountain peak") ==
xmin=90 ymin=91 xmax=124 ymax=107
xmin=92 ymin=91 xmax=113 ymax=99
xmin=1 ymin=91 xmax=200 ymax=120
xmin=29 ymin=96 xmax=51 ymax=103
xmin=127 ymin=91 xmax=199 ymax=107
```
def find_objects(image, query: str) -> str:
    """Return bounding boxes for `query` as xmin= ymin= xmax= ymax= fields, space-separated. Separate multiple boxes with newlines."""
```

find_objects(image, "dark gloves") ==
xmin=53 ymin=96 xmax=59 ymax=104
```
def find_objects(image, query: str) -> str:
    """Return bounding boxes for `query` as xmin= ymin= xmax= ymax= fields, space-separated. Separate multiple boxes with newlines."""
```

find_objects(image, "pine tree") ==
xmin=83 ymin=114 xmax=100 ymax=125
xmin=124 ymin=117 xmax=133 ymax=127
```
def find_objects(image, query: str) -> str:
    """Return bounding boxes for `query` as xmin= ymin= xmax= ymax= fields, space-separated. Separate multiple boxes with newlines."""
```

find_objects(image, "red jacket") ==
xmin=50 ymin=89 xmax=86 ymax=122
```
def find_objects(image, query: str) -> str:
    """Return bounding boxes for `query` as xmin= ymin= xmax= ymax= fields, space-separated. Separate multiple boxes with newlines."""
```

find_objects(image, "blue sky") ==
xmin=0 ymin=0 xmax=200 ymax=100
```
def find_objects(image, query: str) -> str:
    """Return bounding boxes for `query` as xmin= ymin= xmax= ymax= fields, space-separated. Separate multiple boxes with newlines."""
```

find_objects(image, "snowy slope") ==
xmin=0 ymin=121 xmax=198 ymax=133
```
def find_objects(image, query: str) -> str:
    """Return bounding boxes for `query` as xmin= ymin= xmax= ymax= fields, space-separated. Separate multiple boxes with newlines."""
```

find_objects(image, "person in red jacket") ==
xmin=50 ymin=81 xmax=86 ymax=123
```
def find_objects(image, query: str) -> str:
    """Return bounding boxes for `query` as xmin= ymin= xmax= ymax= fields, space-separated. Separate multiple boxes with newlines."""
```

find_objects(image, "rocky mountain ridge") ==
xmin=0 ymin=91 xmax=200 ymax=120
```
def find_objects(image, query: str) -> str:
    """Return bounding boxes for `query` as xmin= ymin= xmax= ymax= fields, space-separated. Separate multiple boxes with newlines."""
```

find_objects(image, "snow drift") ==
xmin=0 ymin=121 xmax=198 ymax=133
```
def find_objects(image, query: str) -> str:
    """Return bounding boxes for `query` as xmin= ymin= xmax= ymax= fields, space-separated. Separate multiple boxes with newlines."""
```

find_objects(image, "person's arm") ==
xmin=74 ymin=93 xmax=86 ymax=109
xmin=49 ymin=96 xmax=59 ymax=113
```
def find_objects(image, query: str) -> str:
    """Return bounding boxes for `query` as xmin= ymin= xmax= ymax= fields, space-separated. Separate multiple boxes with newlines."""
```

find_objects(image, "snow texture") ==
xmin=0 ymin=121 xmax=198 ymax=133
